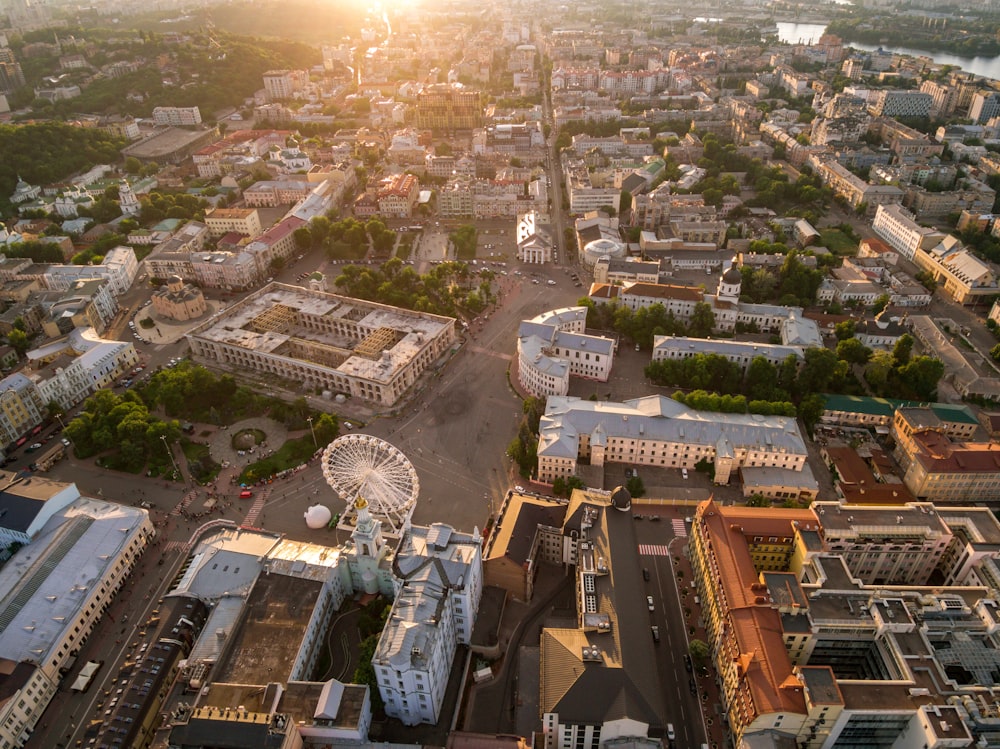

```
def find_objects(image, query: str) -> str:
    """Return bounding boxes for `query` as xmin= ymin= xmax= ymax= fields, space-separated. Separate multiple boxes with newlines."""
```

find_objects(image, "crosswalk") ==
xmin=163 ymin=540 xmax=190 ymax=553
xmin=638 ymin=544 xmax=671 ymax=556
xmin=672 ymin=518 xmax=688 ymax=537
xmin=242 ymin=490 xmax=268 ymax=527
xmin=171 ymin=489 xmax=198 ymax=516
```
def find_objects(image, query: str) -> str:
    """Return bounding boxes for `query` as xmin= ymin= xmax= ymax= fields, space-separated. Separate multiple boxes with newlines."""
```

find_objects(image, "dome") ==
xmin=304 ymin=504 xmax=332 ymax=529
xmin=582 ymin=237 xmax=625 ymax=267
xmin=722 ymin=265 xmax=742 ymax=284
xmin=610 ymin=485 xmax=632 ymax=511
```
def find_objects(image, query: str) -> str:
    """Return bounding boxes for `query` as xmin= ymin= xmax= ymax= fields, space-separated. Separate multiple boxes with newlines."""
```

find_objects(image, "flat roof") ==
xmin=212 ymin=572 xmax=323 ymax=684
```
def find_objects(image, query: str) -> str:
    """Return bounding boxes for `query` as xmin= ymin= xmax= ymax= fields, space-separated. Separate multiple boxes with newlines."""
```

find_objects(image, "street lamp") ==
xmin=306 ymin=416 xmax=317 ymax=447
xmin=160 ymin=434 xmax=181 ymax=481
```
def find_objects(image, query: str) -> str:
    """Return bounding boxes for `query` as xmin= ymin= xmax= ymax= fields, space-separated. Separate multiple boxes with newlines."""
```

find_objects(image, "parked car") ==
xmin=239 ymin=490 xmax=253 ymax=498
xmin=643 ymin=568 xmax=650 ymax=581
xmin=646 ymin=595 xmax=654 ymax=611
xmin=26 ymin=443 xmax=41 ymax=452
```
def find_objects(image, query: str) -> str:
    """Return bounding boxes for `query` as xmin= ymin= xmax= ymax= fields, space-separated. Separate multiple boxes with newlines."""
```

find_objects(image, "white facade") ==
xmin=536 ymin=395 xmax=808 ymax=486
xmin=44 ymin=246 xmax=138 ymax=297
xmin=187 ymin=284 xmax=457 ymax=406
xmin=0 ymin=497 xmax=154 ymax=749
xmin=152 ymin=106 xmax=202 ymax=126
xmin=374 ymin=522 xmax=482 ymax=726
xmin=25 ymin=328 xmax=138 ymax=408
xmin=517 ymin=307 xmax=615 ymax=398
xmin=872 ymin=203 xmax=944 ymax=262
xmin=652 ymin=335 xmax=804 ymax=371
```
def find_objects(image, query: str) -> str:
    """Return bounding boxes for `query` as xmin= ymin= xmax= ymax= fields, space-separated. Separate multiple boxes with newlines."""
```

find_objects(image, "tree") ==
xmin=744 ymin=356 xmax=781 ymax=401
xmin=746 ymin=493 xmax=771 ymax=507
xmin=798 ymin=347 xmax=846 ymax=395
xmin=895 ymin=356 xmax=945 ymax=401
xmin=293 ymin=226 xmax=312 ymax=250
xmin=7 ymin=329 xmax=29 ymax=357
xmin=798 ymin=393 xmax=826 ymax=436
xmin=834 ymin=320 xmax=856 ymax=341
xmin=689 ymin=639 xmax=710 ymax=664
xmin=687 ymin=301 xmax=716 ymax=337
xmin=625 ymin=475 xmax=645 ymax=498
xmin=991 ymin=343 xmax=1000 ymax=362
xmin=892 ymin=334 xmax=914 ymax=367
xmin=836 ymin=337 xmax=872 ymax=365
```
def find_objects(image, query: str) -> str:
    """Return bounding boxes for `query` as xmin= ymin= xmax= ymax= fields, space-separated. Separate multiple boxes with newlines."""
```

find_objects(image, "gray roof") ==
xmin=538 ymin=395 xmax=807 ymax=461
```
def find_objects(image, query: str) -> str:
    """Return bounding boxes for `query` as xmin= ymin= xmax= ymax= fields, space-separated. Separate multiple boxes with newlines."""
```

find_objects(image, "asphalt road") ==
xmin=636 ymin=512 xmax=709 ymax=749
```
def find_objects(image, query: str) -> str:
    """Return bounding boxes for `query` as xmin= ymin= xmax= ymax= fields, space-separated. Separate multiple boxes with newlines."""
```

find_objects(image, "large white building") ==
xmin=871 ymin=203 xmax=944 ymax=261
xmin=187 ymin=283 xmax=457 ymax=406
xmin=517 ymin=307 xmax=615 ymax=398
xmin=593 ymin=266 xmax=823 ymax=346
xmin=0 ymin=489 xmax=154 ymax=749
xmin=160 ymin=495 xmax=482 ymax=734
xmin=652 ymin=335 xmax=804 ymax=371
xmin=24 ymin=327 xmax=138 ymax=407
xmin=44 ymin=246 xmax=139 ymax=297
xmin=374 ymin=520 xmax=483 ymax=725
xmin=152 ymin=106 xmax=202 ymax=126
xmin=536 ymin=395 xmax=809 ymax=486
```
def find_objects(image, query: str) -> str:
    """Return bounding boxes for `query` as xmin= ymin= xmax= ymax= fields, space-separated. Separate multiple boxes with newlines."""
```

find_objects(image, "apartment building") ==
xmin=539 ymin=490 xmax=668 ymax=749
xmin=911 ymin=234 xmax=998 ymax=304
xmin=815 ymin=159 xmax=903 ymax=216
xmin=151 ymin=106 xmax=202 ymax=127
xmin=415 ymin=84 xmax=482 ymax=131
xmin=374 ymin=521 xmax=482 ymax=725
xmin=204 ymin=207 xmax=262 ymax=239
xmin=376 ymin=173 xmax=419 ymax=218
xmin=867 ymin=89 xmax=933 ymax=118
xmin=871 ymin=203 xmax=944 ymax=261
xmin=689 ymin=498 xmax=1000 ymax=748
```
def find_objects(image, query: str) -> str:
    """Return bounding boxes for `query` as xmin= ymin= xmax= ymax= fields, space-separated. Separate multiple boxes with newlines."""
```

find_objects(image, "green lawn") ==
xmin=819 ymin=228 xmax=858 ymax=256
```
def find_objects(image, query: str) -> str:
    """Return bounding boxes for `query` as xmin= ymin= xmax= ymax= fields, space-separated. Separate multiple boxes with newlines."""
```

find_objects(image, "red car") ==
xmin=239 ymin=490 xmax=252 ymax=499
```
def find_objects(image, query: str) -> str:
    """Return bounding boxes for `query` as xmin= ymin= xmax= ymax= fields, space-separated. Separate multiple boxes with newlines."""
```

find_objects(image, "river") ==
xmin=776 ymin=21 xmax=1000 ymax=80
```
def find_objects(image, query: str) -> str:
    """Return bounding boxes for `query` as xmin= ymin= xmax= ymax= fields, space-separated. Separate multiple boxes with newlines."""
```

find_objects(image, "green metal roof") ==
xmin=822 ymin=394 xmax=977 ymax=424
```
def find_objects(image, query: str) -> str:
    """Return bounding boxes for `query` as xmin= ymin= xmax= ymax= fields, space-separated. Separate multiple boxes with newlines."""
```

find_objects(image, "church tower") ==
xmin=716 ymin=263 xmax=742 ymax=305
xmin=118 ymin=178 xmax=140 ymax=217
xmin=351 ymin=496 xmax=388 ymax=594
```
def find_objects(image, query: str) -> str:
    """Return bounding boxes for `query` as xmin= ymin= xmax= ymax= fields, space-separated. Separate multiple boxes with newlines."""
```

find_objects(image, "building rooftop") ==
xmin=0 ymin=497 xmax=148 ymax=665
xmin=211 ymin=571 xmax=323 ymax=685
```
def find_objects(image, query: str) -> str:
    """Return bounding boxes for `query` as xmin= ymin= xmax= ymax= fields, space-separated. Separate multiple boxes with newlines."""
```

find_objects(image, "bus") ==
xmin=70 ymin=660 xmax=102 ymax=692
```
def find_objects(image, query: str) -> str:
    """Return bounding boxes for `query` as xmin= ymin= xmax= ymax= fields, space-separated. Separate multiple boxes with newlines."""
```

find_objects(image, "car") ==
xmin=532 ymin=279 xmax=540 ymax=284
xmin=667 ymin=724 xmax=675 ymax=741
xmin=682 ymin=467 xmax=689 ymax=480
xmin=650 ymin=625 xmax=660 ymax=643
xmin=646 ymin=595 xmax=654 ymax=611
xmin=61 ymin=438 xmax=71 ymax=447
xmin=239 ymin=490 xmax=253 ymax=499
xmin=635 ymin=343 xmax=641 ymax=352
xmin=25 ymin=443 xmax=41 ymax=453
xmin=689 ymin=679 xmax=698 ymax=695
xmin=642 ymin=568 xmax=650 ymax=581
xmin=546 ymin=279 xmax=556 ymax=285
xmin=684 ymin=654 xmax=693 ymax=672
xmin=515 ymin=485 xmax=525 ymax=493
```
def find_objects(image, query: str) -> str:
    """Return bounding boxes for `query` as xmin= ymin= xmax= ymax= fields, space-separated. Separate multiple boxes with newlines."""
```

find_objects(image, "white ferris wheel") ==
xmin=320 ymin=434 xmax=419 ymax=536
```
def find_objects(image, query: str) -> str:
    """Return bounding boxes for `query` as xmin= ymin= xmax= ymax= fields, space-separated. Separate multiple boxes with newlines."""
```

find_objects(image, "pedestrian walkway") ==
xmin=171 ymin=489 xmax=199 ymax=516
xmin=242 ymin=490 xmax=269 ymax=527
xmin=163 ymin=540 xmax=190 ymax=553
xmin=672 ymin=518 xmax=688 ymax=537
xmin=638 ymin=543 xmax=671 ymax=556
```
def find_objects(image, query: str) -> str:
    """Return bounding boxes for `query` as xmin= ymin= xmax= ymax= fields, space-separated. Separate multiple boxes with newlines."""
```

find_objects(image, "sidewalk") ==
xmin=670 ymin=519 xmax=728 ymax=749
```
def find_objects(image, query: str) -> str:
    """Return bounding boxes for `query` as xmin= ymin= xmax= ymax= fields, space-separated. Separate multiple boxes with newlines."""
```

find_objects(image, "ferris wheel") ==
xmin=321 ymin=434 xmax=419 ymax=536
